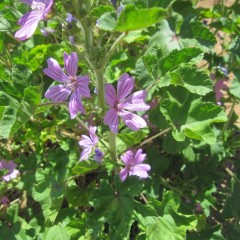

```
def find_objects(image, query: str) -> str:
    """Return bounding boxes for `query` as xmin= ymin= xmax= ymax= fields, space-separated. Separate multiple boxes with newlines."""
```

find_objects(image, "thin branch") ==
xmin=37 ymin=101 xmax=67 ymax=107
xmin=101 ymin=32 xmax=127 ymax=68
xmin=138 ymin=127 xmax=172 ymax=147
xmin=62 ymin=105 xmax=89 ymax=132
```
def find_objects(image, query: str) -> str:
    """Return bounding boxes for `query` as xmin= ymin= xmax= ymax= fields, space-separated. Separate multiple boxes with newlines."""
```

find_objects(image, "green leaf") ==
xmin=0 ymin=91 xmax=19 ymax=138
xmin=97 ymin=12 xmax=117 ymax=31
xmin=222 ymin=181 xmax=240 ymax=219
xmin=115 ymin=5 xmax=167 ymax=32
xmin=147 ymin=191 xmax=197 ymax=240
xmin=229 ymin=77 xmax=240 ymax=98
xmin=161 ymin=48 xmax=203 ymax=73
xmin=143 ymin=46 xmax=203 ymax=83
xmin=91 ymin=5 xmax=115 ymax=17
xmin=117 ymin=129 xmax=149 ymax=152
xmin=10 ymin=86 xmax=42 ymax=135
xmin=11 ymin=64 xmax=32 ymax=94
xmin=72 ymin=161 xmax=100 ymax=175
xmin=88 ymin=177 xmax=155 ymax=239
xmin=160 ymin=87 xmax=227 ymax=144
xmin=188 ymin=20 xmax=217 ymax=47
xmin=187 ymin=225 xmax=225 ymax=240
xmin=32 ymin=167 xmax=66 ymax=223
xmin=43 ymin=224 xmax=70 ymax=240
xmin=160 ymin=65 xmax=213 ymax=95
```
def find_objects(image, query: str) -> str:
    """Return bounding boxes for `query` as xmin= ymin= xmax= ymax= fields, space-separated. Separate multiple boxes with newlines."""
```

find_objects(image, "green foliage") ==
xmin=1 ymin=0 xmax=240 ymax=239
xmin=89 ymin=177 xmax=156 ymax=239
xmin=115 ymin=5 xmax=167 ymax=31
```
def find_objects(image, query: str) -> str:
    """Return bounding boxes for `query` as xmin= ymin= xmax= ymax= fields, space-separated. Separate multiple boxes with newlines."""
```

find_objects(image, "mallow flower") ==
xmin=104 ymin=73 xmax=150 ymax=133
xmin=44 ymin=52 xmax=91 ymax=119
xmin=15 ymin=0 xmax=53 ymax=41
xmin=119 ymin=149 xmax=150 ymax=182
xmin=0 ymin=196 xmax=10 ymax=206
xmin=0 ymin=160 xmax=19 ymax=182
xmin=79 ymin=126 xmax=103 ymax=162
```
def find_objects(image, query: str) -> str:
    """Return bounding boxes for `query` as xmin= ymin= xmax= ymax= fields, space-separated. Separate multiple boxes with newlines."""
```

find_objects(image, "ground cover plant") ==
xmin=1 ymin=0 xmax=240 ymax=239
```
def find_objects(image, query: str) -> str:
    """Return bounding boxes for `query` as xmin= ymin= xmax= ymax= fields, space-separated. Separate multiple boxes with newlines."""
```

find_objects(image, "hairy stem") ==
xmin=101 ymin=32 xmax=127 ymax=68
xmin=37 ymin=101 xmax=67 ymax=107
xmin=95 ymin=68 xmax=106 ymax=110
xmin=109 ymin=131 xmax=117 ymax=161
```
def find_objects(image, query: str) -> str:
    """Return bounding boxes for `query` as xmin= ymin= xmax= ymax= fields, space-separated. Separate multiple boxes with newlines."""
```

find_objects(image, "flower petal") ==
xmin=120 ymin=110 xmax=147 ymax=131
xmin=94 ymin=148 xmax=104 ymax=163
xmin=15 ymin=11 xmax=41 ymax=40
xmin=2 ymin=169 xmax=19 ymax=182
xmin=44 ymin=58 xmax=69 ymax=83
xmin=119 ymin=168 xmax=129 ymax=182
xmin=44 ymin=0 xmax=54 ymax=15
xmin=64 ymin=52 xmax=78 ymax=77
xmin=120 ymin=150 xmax=134 ymax=165
xmin=76 ymin=76 xmax=91 ymax=98
xmin=124 ymin=90 xmax=150 ymax=111
xmin=89 ymin=126 xmax=99 ymax=145
xmin=104 ymin=108 xmax=119 ymax=133
xmin=105 ymin=84 xmax=117 ymax=107
xmin=117 ymin=73 xmax=134 ymax=101
xmin=45 ymin=85 xmax=71 ymax=101
xmin=129 ymin=164 xmax=151 ymax=178
xmin=80 ymin=147 xmax=92 ymax=161
xmin=79 ymin=135 xmax=94 ymax=148
xmin=20 ymin=0 xmax=32 ymax=6
xmin=69 ymin=89 xmax=85 ymax=119
xmin=133 ymin=149 xmax=147 ymax=164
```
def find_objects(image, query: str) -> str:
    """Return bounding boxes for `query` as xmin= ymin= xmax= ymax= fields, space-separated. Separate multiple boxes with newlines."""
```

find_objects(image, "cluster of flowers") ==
xmin=15 ymin=1 xmax=151 ymax=181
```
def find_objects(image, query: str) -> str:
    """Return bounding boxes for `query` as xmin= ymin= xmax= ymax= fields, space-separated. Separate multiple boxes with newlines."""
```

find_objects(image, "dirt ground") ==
xmin=196 ymin=0 xmax=236 ymax=8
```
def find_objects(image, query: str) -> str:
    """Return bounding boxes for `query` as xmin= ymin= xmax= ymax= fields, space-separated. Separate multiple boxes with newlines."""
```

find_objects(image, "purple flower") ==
xmin=214 ymin=78 xmax=228 ymax=101
xmin=44 ymin=52 xmax=91 ymax=119
xmin=40 ymin=27 xmax=55 ymax=36
xmin=104 ymin=73 xmax=150 ymax=133
xmin=0 ymin=196 xmax=10 ymax=206
xmin=69 ymin=36 xmax=74 ymax=45
xmin=110 ymin=0 xmax=117 ymax=7
xmin=94 ymin=148 xmax=104 ymax=163
xmin=119 ymin=149 xmax=150 ymax=182
xmin=15 ymin=0 xmax=53 ymax=41
xmin=66 ymin=13 xmax=77 ymax=24
xmin=117 ymin=4 xmax=124 ymax=17
xmin=79 ymin=126 xmax=103 ymax=161
xmin=0 ymin=160 xmax=19 ymax=182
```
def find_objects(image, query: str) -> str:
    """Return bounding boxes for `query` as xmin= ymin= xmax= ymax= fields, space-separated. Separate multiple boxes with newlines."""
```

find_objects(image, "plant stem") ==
xmin=37 ymin=101 xmax=67 ymax=107
xmin=94 ymin=67 xmax=117 ymax=160
xmin=138 ymin=127 xmax=172 ymax=147
xmin=101 ymin=32 xmax=127 ymax=68
xmin=221 ymin=98 xmax=236 ymax=139
xmin=62 ymin=105 xmax=89 ymax=132
xmin=223 ymin=164 xmax=240 ymax=186
xmin=109 ymin=131 xmax=117 ymax=161
xmin=95 ymin=68 xmax=106 ymax=110
xmin=159 ymin=176 xmax=182 ymax=195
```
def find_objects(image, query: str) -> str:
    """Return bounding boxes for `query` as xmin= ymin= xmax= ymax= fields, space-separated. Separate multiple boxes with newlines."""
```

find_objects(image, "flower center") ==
xmin=116 ymin=101 xmax=124 ymax=112
xmin=65 ymin=76 xmax=78 ymax=91
xmin=31 ymin=1 xmax=46 ymax=12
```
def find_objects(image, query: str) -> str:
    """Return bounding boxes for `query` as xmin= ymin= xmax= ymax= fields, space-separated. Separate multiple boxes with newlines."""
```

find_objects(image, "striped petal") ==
xmin=45 ymin=85 xmax=71 ymax=101
xmin=44 ymin=58 xmax=69 ymax=83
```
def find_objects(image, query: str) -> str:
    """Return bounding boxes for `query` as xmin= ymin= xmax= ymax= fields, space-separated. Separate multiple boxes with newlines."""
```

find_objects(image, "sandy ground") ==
xmin=196 ymin=0 xmax=236 ymax=8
